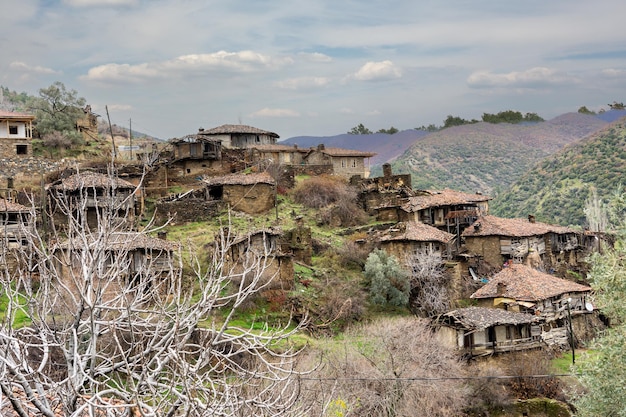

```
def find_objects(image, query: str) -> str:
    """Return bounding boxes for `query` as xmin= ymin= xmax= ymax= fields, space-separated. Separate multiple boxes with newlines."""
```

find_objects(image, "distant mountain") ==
xmin=385 ymin=113 xmax=607 ymax=194
xmin=595 ymin=108 xmax=626 ymax=122
xmin=282 ymin=130 xmax=431 ymax=166
xmin=491 ymin=116 xmax=626 ymax=226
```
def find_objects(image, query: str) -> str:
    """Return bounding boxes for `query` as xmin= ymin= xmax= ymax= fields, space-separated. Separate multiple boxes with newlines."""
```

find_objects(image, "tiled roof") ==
xmin=200 ymin=124 xmax=279 ymax=138
xmin=317 ymin=147 xmax=376 ymax=157
xmin=0 ymin=198 xmax=30 ymax=212
xmin=0 ymin=110 xmax=35 ymax=119
xmin=462 ymin=215 xmax=578 ymax=238
xmin=379 ymin=221 xmax=454 ymax=244
xmin=230 ymin=227 xmax=283 ymax=246
xmin=58 ymin=232 xmax=179 ymax=252
xmin=437 ymin=306 xmax=538 ymax=330
xmin=47 ymin=171 xmax=135 ymax=191
xmin=169 ymin=134 xmax=221 ymax=144
xmin=251 ymin=144 xmax=307 ymax=153
xmin=251 ymin=144 xmax=376 ymax=157
xmin=401 ymin=189 xmax=491 ymax=212
xmin=202 ymin=171 xmax=276 ymax=186
xmin=470 ymin=264 xmax=591 ymax=301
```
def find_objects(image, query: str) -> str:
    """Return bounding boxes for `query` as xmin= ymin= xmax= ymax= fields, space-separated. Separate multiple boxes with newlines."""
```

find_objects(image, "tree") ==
xmin=376 ymin=126 xmax=399 ymax=134
xmin=575 ymin=187 xmax=626 ymax=416
xmin=442 ymin=115 xmax=477 ymax=129
xmin=348 ymin=123 xmax=373 ymax=135
xmin=0 ymin=168 xmax=306 ymax=416
xmin=406 ymin=247 xmax=450 ymax=317
xmin=28 ymin=81 xmax=86 ymax=145
xmin=577 ymin=106 xmax=596 ymax=115
xmin=363 ymin=249 xmax=410 ymax=307
xmin=608 ymin=101 xmax=625 ymax=110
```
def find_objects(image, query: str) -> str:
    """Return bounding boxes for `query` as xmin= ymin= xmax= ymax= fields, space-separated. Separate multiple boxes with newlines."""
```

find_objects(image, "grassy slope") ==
xmin=491 ymin=117 xmax=626 ymax=226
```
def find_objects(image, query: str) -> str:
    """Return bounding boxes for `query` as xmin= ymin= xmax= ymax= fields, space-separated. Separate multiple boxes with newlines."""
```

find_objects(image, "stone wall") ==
xmin=155 ymin=198 xmax=223 ymax=225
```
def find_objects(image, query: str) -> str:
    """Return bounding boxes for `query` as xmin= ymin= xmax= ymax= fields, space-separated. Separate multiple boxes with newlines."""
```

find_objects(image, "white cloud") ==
xmin=366 ymin=110 xmax=381 ymax=116
xmin=274 ymin=77 xmax=330 ymax=90
xmin=82 ymin=51 xmax=291 ymax=83
xmin=9 ymin=61 xmax=59 ymax=75
xmin=339 ymin=108 xmax=354 ymax=114
xmin=467 ymin=67 xmax=580 ymax=89
xmin=103 ymin=103 xmax=133 ymax=112
xmin=601 ymin=68 xmax=626 ymax=78
xmin=352 ymin=61 xmax=402 ymax=81
xmin=250 ymin=108 xmax=301 ymax=118
xmin=63 ymin=0 xmax=139 ymax=7
xmin=298 ymin=52 xmax=332 ymax=63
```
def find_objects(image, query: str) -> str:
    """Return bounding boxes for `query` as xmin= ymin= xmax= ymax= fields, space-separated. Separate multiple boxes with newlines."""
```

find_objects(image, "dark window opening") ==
xmin=186 ymin=169 xmax=191 ymax=174
xmin=208 ymin=186 xmax=223 ymax=200
xmin=9 ymin=125 xmax=18 ymax=135
xmin=16 ymin=145 xmax=27 ymax=155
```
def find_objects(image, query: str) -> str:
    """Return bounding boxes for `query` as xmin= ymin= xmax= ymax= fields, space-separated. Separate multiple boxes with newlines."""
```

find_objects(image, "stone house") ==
xmin=168 ymin=133 xmax=223 ymax=177
xmin=378 ymin=221 xmax=456 ymax=261
xmin=461 ymin=215 xmax=582 ymax=270
xmin=46 ymin=171 xmax=137 ymax=231
xmin=202 ymin=171 xmax=276 ymax=215
xmin=221 ymin=228 xmax=294 ymax=293
xmin=433 ymin=307 xmax=542 ymax=357
xmin=0 ymin=110 xmax=35 ymax=157
xmin=199 ymin=124 xmax=279 ymax=149
xmin=356 ymin=163 xmax=414 ymax=217
xmin=0 ymin=198 xmax=34 ymax=249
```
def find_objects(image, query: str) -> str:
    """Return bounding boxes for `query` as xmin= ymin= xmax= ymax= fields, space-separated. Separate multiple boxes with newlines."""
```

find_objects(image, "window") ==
xmin=16 ymin=145 xmax=27 ymax=155
xmin=341 ymin=159 xmax=346 ymax=168
xmin=351 ymin=159 xmax=357 ymax=168
xmin=9 ymin=125 xmax=18 ymax=135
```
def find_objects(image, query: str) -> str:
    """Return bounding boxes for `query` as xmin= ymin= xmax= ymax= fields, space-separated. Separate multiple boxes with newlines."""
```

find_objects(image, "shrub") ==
xmin=363 ymin=249 xmax=410 ymax=307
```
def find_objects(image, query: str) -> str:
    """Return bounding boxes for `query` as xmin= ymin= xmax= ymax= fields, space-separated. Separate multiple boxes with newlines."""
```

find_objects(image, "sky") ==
xmin=1 ymin=0 xmax=626 ymax=140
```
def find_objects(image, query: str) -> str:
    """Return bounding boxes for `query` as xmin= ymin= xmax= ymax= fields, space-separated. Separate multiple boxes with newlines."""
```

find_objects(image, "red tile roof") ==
xmin=402 ymin=189 xmax=491 ymax=212
xmin=379 ymin=221 xmax=455 ymax=244
xmin=0 ymin=198 xmax=30 ymax=212
xmin=0 ymin=110 xmax=35 ymax=119
xmin=470 ymin=264 xmax=591 ymax=301
xmin=202 ymin=171 xmax=276 ymax=186
xmin=462 ymin=215 xmax=578 ymax=238
xmin=317 ymin=147 xmax=376 ymax=157
xmin=200 ymin=124 xmax=279 ymax=138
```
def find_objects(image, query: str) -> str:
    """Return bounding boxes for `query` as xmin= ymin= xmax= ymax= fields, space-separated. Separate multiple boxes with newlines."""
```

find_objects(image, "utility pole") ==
xmin=105 ymin=105 xmax=117 ymax=161
xmin=129 ymin=118 xmax=133 ymax=161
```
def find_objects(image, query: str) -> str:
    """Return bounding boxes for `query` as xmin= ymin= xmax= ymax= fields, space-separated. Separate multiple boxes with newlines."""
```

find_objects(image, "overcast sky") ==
xmin=1 ymin=0 xmax=625 ymax=139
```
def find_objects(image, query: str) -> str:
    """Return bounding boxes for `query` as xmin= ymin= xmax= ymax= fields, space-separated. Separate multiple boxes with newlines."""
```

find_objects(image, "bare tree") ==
xmin=0 ymin=167 xmax=307 ymax=416
xmin=406 ymin=247 xmax=450 ymax=317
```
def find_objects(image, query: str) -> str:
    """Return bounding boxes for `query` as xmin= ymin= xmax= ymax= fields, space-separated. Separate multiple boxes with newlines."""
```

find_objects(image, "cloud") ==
xmin=9 ymin=61 xmax=59 ymax=75
xmin=339 ymin=108 xmax=354 ymax=114
xmin=467 ymin=67 xmax=580 ymax=89
xmin=250 ymin=108 xmax=301 ymax=118
xmin=63 ymin=0 xmax=139 ymax=7
xmin=366 ymin=110 xmax=381 ymax=116
xmin=601 ymin=68 xmax=626 ymax=78
xmin=82 ymin=51 xmax=292 ymax=83
xmin=352 ymin=60 xmax=401 ymax=81
xmin=274 ymin=77 xmax=330 ymax=90
xmin=298 ymin=52 xmax=332 ymax=63
xmin=103 ymin=103 xmax=133 ymax=112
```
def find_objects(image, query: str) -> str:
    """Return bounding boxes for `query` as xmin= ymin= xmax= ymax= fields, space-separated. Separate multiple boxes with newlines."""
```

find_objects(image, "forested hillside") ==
xmin=385 ymin=113 xmax=606 ymax=193
xmin=491 ymin=117 xmax=626 ymax=226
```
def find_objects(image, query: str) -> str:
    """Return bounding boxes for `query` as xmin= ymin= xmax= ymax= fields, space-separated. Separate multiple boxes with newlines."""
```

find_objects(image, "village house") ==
xmin=378 ymin=221 xmax=456 ymax=261
xmin=167 ymin=133 xmax=223 ymax=177
xmin=0 ymin=110 xmax=35 ymax=157
xmin=53 ymin=231 xmax=179 ymax=300
xmin=221 ymin=228 xmax=294 ymax=296
xmin=356 ymin=163 xmax=414 ymax=218
xmin=248 ymin=143 xmax=376 ymax=179
xmin=46 ymin=171 xmax=137 ymax=231
xmin=434 ymin=306 xmax=542 ymax=357
xmin=0 ymin=198 xmax=34 ymax=249
xmin=198 ymin=124 xmax=279 ymax=149
xmin=461 ymin=215 xmax=583 ymax=270
xmin=202 ymin=171 xmax=276 ymax=215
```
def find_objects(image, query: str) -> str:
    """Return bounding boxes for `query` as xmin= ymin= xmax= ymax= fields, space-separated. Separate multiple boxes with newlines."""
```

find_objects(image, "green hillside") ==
xmin=491 ymin=117 xmax=626 ymax=226
xmin=386 ymin=113 xmax=605 ymax=194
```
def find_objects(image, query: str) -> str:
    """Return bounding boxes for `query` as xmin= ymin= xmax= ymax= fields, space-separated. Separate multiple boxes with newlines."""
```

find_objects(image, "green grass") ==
xmin=0 ymin=293 xmax=32 ymax=328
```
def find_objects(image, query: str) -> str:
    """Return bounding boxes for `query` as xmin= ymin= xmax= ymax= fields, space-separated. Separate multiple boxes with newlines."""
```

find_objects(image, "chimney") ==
xmin=473 ymin=222 xmax=481 ymax=231
xmin=383 ymin=163 xmax=392 ymax=178
xmin=528 ymin=214 xmax=536 ymax=223
xmin=198 ymin=127 xmax=205 ymax=132
xmin=496 ymin=282 xmax=507 ymax=296
xmin=7 ymin=177 xmax=14 ymax=190
xmin=317 ymin=143 xmax=325 ymax=151
xmin=293 ymin=144 xmax=298 ymax=149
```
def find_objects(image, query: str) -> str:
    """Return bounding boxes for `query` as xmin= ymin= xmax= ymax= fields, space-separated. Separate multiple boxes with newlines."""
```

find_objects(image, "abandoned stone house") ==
xmin=0 ymin=110 xmax=35 ymax=157
xmin=0 ymin=198 xmax=34 ymax=249
xmin=202 ymin=171 xmax=276 ymax=215
xmin=221 ymin=228 xmax=294 ymax=294
xmin=434 ymin=307 xmax=542 ymax=357
xmin=198 ymin=124 xmax=279 ymax=149
xmin=378 ymin=221 xmax=456 ymax=261
xmin=461 ymin=215 xmax=582 ymax=270
xmin=356 ymin=163 xmax=414 ymax=217
xmin=53 ymin=231 xmax=179 ymax=301
xmin=248 ymin=143 xmax=376 ymax=179
xmin=167 ymin=134 xmax=223 ymax=177
xmin=46 ymin=171 xmax=137 ymax=231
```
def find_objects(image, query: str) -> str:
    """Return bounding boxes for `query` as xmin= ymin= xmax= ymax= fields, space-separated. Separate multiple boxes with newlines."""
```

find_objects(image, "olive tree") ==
xmin=0 ymin=168 xmax=306 ymax=417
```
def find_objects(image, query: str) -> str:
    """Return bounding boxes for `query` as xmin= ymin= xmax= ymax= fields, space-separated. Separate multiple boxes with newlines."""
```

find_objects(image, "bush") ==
xmin=291 ymin=175 xmax=355 ymax=209
xmin=363 ymin=249 xmax=410 ymax=307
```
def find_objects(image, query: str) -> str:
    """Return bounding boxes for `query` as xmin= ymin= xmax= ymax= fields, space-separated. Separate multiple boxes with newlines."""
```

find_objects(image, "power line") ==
xmin=298 ymin=373 xmax=577 ymax=382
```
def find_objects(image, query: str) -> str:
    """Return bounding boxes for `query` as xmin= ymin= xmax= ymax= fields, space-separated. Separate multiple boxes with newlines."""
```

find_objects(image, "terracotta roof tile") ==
xmin=200 ymin=124 xmax=279 ymax=138
xmin=379 ymin=221 xmax=454 ymax=244
xmin=471 ymin=264 xmax=591 ymax=301
xmin=317 ymin=147 xmax=376 ymax=157
xmin=402 ymin=189 xmax=491 ymax=212
xmin=0 ymin=110 xmax=35 ymax=119
xmin=0 ymin=198 xmax=31 ymax=212
xmin=202 ymin=171 xmax=276 ymax=186
xmin=47 ymin=171 xmax=135 ymax=191
xmin=58 ymin=232 xmax=179 ymax=252
xmin=462 ymin=215 xmax=578 ymax=238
